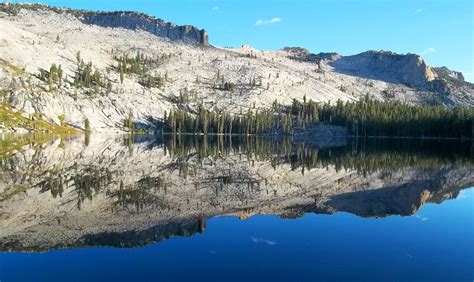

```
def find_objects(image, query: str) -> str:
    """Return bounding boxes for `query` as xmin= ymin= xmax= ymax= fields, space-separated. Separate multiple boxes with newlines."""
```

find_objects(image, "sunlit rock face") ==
xmin=331 ymin=51 xmax=437 ymax=89
xmin=434 ymin=66 xmax=465 ymax=81
xmin=0 ymin=135 xmax=472 ymax=251
xmin=282 ymin=49 xmax=439 ymax=89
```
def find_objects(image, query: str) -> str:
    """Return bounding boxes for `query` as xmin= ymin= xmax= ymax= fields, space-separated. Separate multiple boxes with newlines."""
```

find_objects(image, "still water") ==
xmin=0 ymin=135 xmax=472 ymax=282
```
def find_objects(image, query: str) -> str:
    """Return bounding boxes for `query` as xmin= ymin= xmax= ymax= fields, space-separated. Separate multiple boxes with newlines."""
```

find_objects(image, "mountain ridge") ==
xmin=0 ymin=2 xmax=209 ymax=45
xmin=0 ymin=2 xmax=472 ymax=132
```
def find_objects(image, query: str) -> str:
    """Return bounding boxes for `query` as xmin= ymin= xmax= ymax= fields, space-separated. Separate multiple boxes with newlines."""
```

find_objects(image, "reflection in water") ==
xmin=0 ymin=134 xmax=472 ymax=251
xmin=109 ymin=176 xmax=171 ymax=214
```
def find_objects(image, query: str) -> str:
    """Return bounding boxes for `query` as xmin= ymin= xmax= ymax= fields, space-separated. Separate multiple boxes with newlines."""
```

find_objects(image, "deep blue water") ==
xmin=1 ymin=188 xmax=472 ymax=282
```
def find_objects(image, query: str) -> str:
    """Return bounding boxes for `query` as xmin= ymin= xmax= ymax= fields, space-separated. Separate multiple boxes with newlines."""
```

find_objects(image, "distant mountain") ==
xmin=0 ymin=3 xmax=472 ymax=132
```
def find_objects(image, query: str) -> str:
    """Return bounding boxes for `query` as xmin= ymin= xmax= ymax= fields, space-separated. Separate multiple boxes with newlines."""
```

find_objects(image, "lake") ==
xmin=0 ymin=134 xmax=472 ymax=282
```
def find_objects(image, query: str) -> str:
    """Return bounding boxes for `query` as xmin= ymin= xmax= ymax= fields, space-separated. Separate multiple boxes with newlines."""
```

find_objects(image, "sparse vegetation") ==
xmin=179 ymin=88 xmax=190 ymax=103
xmin=124 ymin=113 xmax=134 ymax=132
xmin=221 ymin=81 xmax=235 ymax=91
xmin=0 ymin=103 xmax=78 ymax=134
xmin=84 ymin=117 xmax=91 ymax=133
xmin=0 ymin=133 xmax=68 ymax=160
xmin=114 ymin=51 xmax=160 ymax=78
xmin=39 ymin=63 xmax=63 ymax=90
xmin=58 ymin=114 xmax=65 ymax=126
xmin=73 ymin=52 xmax=107 ymax=90
xmin=139 ymin=74 xmax=165 ymax=88
xmin=0 ymin=58 xmax=26 ymax=75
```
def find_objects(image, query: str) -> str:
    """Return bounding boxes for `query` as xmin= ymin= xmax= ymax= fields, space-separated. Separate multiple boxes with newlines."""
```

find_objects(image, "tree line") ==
xmin=305 ymin=95 xmax=473 ymax=139
xmin=160 ymin=95 xmax=473 ymax=139
xmin=163 ymin=104 xmax=287 ymax=135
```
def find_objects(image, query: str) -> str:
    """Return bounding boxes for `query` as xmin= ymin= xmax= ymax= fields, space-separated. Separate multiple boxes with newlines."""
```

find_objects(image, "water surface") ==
xmin=0 ymin=135 xmax=472 ymax=281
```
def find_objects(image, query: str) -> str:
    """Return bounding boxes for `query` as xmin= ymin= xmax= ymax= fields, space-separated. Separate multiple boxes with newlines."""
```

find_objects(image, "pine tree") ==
xmin=120 ymin=67 xmax=124 ymax=84
xmin=84 ymin=118 xmax=91 ymax=133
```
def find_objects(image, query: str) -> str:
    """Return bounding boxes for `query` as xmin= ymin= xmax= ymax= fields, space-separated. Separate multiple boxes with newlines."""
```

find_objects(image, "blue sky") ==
xmin=10 ymin=0 xmax=474 ymax=81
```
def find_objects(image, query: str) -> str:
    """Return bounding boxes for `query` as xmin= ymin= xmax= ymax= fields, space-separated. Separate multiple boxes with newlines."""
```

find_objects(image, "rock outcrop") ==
xmin=331 ymin=51 xmax=438 ymax=89
xmin=434 ymin=66 xmax=465 ymax=81
xmin=80 ymin=11 xmax=209 ymax=45
xmin=283 ymin=48 xmax=448 ymax=89
xmin=314 ymin=52 xmax=342 ymax=62
xmin=282 ymin=47 xmax=341 ymax=62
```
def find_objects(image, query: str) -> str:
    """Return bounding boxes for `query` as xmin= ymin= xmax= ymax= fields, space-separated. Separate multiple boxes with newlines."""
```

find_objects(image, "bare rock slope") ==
xmin=0 ymin=3 xmax=472 ymax=132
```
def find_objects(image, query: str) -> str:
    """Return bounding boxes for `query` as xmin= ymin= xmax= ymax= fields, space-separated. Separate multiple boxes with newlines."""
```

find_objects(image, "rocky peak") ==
xmin=332 ymin=50 xmax=438 ymax=89
xmin=434 ymin=66 xmax=465 ymax=81
xmin=314 ymin=52 xmax=342 ymax=62
xmin=282 ymin=47 xmax=341 ymax=63
xmin=282 ymin=47 xmax=310 ymax=55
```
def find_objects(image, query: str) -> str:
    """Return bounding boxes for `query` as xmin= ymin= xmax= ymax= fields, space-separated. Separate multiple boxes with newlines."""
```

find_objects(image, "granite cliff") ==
xmin=331 ymin=51 xmax=438 ymax=89
xmin=80 ymin=11 xmax=208 ymax=45
xmin=0 ymin=3 xmax=208 ymax=45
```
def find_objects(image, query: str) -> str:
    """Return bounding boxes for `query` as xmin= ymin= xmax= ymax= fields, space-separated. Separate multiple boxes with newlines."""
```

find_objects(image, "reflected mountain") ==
xmin=0 ymin=134 xmax=472 ymax=252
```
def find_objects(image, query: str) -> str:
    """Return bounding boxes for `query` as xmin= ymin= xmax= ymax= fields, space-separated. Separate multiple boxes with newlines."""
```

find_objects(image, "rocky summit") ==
xmin=0 ymin=3 xmax=472 ymax=133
